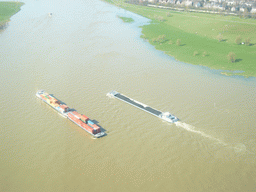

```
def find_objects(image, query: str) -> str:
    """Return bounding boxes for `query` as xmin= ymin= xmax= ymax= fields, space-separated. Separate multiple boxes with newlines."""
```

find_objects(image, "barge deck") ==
xmin=107 ymin=91 xmax=178 ymax=123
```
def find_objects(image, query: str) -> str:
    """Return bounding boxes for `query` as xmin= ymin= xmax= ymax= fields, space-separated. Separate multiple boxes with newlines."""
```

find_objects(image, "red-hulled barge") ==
xmin=36 ymin=90 xmax=105 ymax=138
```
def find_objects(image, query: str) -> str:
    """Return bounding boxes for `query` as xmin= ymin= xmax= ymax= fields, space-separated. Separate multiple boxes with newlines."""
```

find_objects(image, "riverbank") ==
xmin=103 ymin=0 xmax=256 ymax=77
xmin=0 ymin=2 xmax=24 ymax=28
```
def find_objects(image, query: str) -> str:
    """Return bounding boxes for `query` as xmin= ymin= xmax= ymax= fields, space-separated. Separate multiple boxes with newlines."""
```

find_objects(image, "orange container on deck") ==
xmin=92 ymin=124 xmax=99 ymax=129
xmin=68 ymin=112 xmax=74 ymax=118
xmin=82 ymin=124 xmax=95 ymax=134
xmin=71 ymin=111 xmax=79 ymax=115
xmin=81 ymin=115 xmax=89 ymax=122
xmin=81 ymin=122 xmax=87 ymax=128
xmin=68 ymin=113 xmax=77 ymax=121
xmin=41 ymin=95 xmax=46 ymax=100
xmin=78 ymin=119 xmax=83 ymax=125
xmin=69 ymin=114 xmax=83 ymax=125
xmin=72 ymin=111 xmax=82 ymax=119
xmin=60 ymin=105 xmax=69 ymax=112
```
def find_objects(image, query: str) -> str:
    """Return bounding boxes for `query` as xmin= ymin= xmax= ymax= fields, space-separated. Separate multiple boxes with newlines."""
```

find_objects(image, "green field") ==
xmin=117 ymin=16 xmax=134 ymax=23
xmin=104 ymin=0 xmax=256 ymax=77
xmin=0 ymin=2 xmax=24 ymax=27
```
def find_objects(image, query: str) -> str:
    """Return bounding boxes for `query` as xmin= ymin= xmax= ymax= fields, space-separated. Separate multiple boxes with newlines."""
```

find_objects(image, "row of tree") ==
xmin=152 ymin=35 xmax=182 ymax=46
xmin=235 ymin=36 xmax=251 ymax=45
xmin=217 ymin=34 xmax=251 ymax=46
xmin=151 ymin=35 xmax=239 ymax=63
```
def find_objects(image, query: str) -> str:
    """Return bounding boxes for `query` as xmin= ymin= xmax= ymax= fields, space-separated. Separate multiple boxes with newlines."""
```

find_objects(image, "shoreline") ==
xmin=0 ymin=2 xmax=24 ymax=29
xmin=102 ymin=0 xmax=256 ymax=78
xmin=0 ymin=22 xmax=8 ymax=29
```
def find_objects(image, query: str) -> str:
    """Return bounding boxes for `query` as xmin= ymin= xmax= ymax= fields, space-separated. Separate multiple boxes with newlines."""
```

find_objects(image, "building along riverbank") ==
xmin=103 ymin=0 xmax=256 ymax=77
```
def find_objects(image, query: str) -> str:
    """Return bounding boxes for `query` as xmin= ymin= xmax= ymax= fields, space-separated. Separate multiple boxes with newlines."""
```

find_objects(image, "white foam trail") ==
xmin=174 ymin=121 xmax=225 ymax=145
xmin=175 ymin=122 xmax=255 ymax=154
xmin=233 ymin=143 xmax=247 ymax=153
xmin=106 ymin=93 xmax=114 ymax=98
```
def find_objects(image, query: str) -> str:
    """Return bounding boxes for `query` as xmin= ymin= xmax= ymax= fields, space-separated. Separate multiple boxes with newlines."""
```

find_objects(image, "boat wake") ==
xmin=174 ymin=122 xmax=254 ymax=154
xmin=174 ymin=121 xmax=225 ymax=145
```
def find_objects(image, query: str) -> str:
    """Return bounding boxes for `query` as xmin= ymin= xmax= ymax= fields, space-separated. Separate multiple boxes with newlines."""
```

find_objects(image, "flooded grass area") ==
xmin=104 ymin=0 xmax=256 ymax=77
xmin=0 ymin=2 xmax=24 ymax=26
xmin=117 ymin=15 xmax=134 ymax=23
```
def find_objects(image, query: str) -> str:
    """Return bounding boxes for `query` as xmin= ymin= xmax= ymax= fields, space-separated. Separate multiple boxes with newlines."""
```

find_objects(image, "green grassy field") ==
xmin=104 ymin=0 xmax=256 ymax=77
xmin=117 ymin=16 xmax=134 ymax=23
xmin=0 ymin=2 xmax=24 ymax=27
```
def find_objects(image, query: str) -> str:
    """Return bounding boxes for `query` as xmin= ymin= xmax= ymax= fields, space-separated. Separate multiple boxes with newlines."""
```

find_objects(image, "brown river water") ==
xmin=0 ymin=0 xmax=256 ymax=191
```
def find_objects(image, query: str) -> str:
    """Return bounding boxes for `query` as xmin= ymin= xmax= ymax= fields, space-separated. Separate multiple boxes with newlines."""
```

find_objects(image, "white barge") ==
xmin=107 ymin=91 xmax=178 ymax=123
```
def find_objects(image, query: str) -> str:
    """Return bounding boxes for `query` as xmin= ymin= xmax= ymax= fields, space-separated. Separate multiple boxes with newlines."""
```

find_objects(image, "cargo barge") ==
xmin=36 ymin=90 xmax=105 ymax=138
xmin=107 ymin=91 xmax=178 ymax=123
